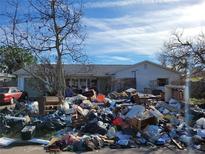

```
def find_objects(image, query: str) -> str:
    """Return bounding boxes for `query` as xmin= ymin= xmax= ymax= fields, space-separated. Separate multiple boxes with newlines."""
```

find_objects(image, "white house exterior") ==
xmin=114 ymin=61 xmax=181 ymax=92
xmin=14 ymin=61 xmax=181 ymax=96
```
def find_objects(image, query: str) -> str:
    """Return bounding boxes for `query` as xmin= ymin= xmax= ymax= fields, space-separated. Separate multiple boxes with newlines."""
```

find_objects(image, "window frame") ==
xmin=157 ymin=78 xmax=168 ymax=86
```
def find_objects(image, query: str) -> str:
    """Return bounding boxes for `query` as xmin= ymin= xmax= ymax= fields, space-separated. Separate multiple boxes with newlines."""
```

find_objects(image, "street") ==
xmin=0 ymin=145 xmax=203 ymax=154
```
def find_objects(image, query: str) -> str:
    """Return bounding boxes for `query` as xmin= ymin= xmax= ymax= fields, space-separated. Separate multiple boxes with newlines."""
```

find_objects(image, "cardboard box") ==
xmin=128 ymin=116 xmax=157 ymax=130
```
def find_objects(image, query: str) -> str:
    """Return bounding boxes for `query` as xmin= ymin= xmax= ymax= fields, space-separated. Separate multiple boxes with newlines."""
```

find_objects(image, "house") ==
xmin=14 ymin=60 xmax=181 ymax=97
xmin=0 ymin=73 xmax=15 ymax=81
xmin=0 ymin=73 xmax=16 ymax=86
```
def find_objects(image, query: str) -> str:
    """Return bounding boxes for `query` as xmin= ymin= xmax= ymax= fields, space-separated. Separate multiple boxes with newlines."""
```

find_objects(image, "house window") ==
xmin=66 ymin=79 xmax=70 ymax=86
xmin=90 ymin=79 xmax=97 ymax=88
xmin=80 ymin=79 xmax=86 ymax=89
xmin=157 ymin=78 xmax=168 ymax=86
xmin=72 ymin=79 xmax=78 ymax=89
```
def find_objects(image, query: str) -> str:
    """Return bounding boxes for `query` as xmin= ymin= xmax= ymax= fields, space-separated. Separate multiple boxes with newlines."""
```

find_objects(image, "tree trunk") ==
xmin=50 ymin=0 xmax=66 ymax=99
xmin=56 ymin=57 xmax=66 ymax=99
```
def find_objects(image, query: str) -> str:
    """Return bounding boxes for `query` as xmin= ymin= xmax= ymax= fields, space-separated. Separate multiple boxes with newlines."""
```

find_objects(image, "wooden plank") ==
xmin=128 ymin=116 xmax=157 ymax=130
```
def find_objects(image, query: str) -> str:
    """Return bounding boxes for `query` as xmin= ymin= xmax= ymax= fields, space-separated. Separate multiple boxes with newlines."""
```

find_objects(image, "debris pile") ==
xmin=0 ymin=88 xmax=205 ymax=152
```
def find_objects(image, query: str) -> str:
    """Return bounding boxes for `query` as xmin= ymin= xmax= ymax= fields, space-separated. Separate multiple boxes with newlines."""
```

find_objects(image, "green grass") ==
xmin=191 ymin=77 xmax=204 ymax=82
xmin=190 ymin=98 xmax=205 ymax=105
xmin=0 ymin=129 xmax=56 ymax=140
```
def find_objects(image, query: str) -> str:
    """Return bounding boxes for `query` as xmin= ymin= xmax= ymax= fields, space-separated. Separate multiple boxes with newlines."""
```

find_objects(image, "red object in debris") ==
xmin=96 ymin=94 xmax=105 ymax=103
xmin=0 ymin=87 xmax=22 ymax=104
xmin=63 ymin=134 xmax=76 ymax=145
xmin=112 ymin=117 xmax=123 ymax=126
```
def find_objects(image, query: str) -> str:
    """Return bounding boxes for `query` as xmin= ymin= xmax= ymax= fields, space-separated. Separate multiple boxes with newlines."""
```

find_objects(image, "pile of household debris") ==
xmin=0 ymin=88 xmax=205 ymax=152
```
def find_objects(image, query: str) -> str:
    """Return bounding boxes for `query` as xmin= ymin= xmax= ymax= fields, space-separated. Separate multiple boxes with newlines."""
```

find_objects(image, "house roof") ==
xmin=63 ymin=64 xmax=131 ymax=77
xmin=113 ymin=60 xmax=181 ymax=75
xmin=13 ymin=60 xmax=180 ymax=77
xmin=13 ymin=65 xmax=34 ymax=76
xmin=14 ymin=64 xmax=131 ymax=77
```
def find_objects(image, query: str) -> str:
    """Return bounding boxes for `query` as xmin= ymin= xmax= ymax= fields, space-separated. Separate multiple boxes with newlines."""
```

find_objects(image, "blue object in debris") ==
xmin=156 ymin=134 xmax=170 ymax=145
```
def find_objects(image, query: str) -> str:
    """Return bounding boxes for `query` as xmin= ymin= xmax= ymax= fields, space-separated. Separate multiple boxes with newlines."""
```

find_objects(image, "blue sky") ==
xmin=1 ymin=0 xmax=205 ymax=64
xmin=82 ymin=0 xmax=205 ymax=64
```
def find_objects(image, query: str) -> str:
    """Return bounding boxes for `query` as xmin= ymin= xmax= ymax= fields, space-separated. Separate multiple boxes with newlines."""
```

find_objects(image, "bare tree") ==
xmin=0 ymin=0 xmax=87 ymax=97
xmin=158 ymin=31 xmax=205 ymax=75
xmin=0 ymin=0 xmax=36 ymax=74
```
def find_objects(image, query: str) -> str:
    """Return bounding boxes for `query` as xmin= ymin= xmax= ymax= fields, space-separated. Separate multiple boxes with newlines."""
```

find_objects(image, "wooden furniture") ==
xmin=39 ymin=96 xmax=61 ymax=115
xmin=165 ymin=85 xmax=185 ymax=102
xmin=128 ymin=116 xmax=157 ymax=130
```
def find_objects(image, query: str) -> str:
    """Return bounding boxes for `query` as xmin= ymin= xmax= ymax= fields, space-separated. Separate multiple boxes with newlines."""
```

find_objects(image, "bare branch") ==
xmin=158 ymin=30 xmax=205 ymax=75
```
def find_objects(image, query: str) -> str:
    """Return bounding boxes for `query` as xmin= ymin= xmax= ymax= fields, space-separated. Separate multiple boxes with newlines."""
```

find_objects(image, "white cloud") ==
xmin=86 ymin=28 xmax=169 ymax=55
xmin=110 ymin=56 xmax=134 ymax=61
xmin=94 ymin=55 xmax=136 ymax=64
xmin=82 ymin=18 xmax=111 ymax=31
xmin=85 ymin=0 xmax=181 ymax=8
xmin=84 ymin=1 xmax=205 ymax=56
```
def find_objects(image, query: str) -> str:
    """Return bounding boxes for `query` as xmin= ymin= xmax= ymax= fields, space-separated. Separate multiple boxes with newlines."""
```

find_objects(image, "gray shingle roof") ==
xmin=64 ymin=64 xmax=131 ymax=77
xmin=14 ymin=64 xmax=131 ymax=77
xmin=13 ymin=60 xmax=180 ymax=77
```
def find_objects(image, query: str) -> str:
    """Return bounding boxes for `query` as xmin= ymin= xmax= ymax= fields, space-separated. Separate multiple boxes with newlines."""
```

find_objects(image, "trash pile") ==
xmin=0 ymin=88 xmax=205 ymax=152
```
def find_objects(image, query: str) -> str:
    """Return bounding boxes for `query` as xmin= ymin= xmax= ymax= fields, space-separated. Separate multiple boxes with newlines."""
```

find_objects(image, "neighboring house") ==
xmin=0 ymin=73 xmax=15 ymax=81
xmin=13 ymin=60 xmax=181 ymax=97
xmin=0 ymin=73 xmax=16 ymax=86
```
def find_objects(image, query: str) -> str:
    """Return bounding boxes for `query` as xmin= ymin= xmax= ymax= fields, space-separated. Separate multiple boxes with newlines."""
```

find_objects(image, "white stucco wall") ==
xmin=115 ymin=67 xmax=136 ymax=79
xmin=115 ymin=62 xmax=180 ymax=92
